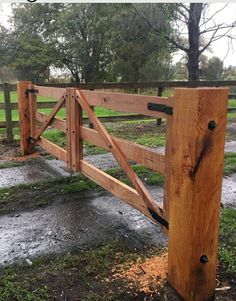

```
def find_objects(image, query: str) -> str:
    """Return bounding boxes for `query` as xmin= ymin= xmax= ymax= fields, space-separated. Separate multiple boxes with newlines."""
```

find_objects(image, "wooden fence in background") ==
xmin=1 ymin=80 xmax=236 ymax=143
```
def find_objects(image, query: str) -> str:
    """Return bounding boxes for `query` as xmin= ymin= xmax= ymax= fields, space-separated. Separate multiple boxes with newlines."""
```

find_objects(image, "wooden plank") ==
xmin=34 ymin=85 xmax=65 ymax=100
xmin=36 ymin=111 xmax=66 ymax=132
xmin=3 ymin=83 xmax=13 ymax=143
xmin=17 ymin=81 xmax=34 ymax=155
xmin=35 ymin=94 xmax=66 ymax=140
xmin=79 ymin=90 xmax=173 ymax=118
xmin=80 ymin=126 xmax=165 ymax=174
xmin=80 ymin=160 xmax=159 ymax=223
xmin=37 ymin=137 xmax=67 ymax=161
xmin=76 ymin=90 xmax=165 ymax=223
xmin=66 ymin=88 xmax=83 ymax=171
xmin=167 ymin=88 xmax=228 ymax=301
xmin=28 ymin=84 xmax=37 ymax=138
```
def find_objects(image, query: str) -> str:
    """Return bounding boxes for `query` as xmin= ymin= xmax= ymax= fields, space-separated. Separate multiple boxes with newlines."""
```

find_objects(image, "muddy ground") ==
xmin=0 ymin=121 xmax=235 ymax=300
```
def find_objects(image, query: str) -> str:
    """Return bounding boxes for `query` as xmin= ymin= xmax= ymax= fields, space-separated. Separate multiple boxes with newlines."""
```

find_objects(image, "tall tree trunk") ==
xmin=186 ymin=3 xmax=203 ymax=81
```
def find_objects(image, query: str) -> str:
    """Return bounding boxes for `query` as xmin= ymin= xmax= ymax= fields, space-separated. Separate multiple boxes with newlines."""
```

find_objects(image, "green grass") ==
xmin=219 ymin=208 xmax=236 ymax=272
xmin=0 ymin=164 xmax=164 ymax=215
xmin=0 ymin=161 xmax=25 ymax=169
xmin=0 ymin=207 xmax=235 ymax=300
xmin=0 ymin=241 xmax=148 ymax=301
xmin=224 ymin=153 xmax=236 ymax=175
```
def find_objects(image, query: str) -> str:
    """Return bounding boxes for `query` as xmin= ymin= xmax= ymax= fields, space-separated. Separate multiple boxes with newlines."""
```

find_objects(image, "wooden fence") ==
xmin=1 ymin=80 xmax=236 ymax=143
xmin=17 ymin=81 xmax=228 ymax=301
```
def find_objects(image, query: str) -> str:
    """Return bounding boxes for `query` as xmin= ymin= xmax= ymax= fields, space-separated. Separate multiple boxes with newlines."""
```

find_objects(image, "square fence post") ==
xmin=166 ymin=88 xmax=228 ymax=301
xmin=17 ymin=81 xmax=35 ymax=155
xmin=3 ymin=82 xmax=13 ymax=143
xmin=66 ymin=88 xmax=83 ymax=171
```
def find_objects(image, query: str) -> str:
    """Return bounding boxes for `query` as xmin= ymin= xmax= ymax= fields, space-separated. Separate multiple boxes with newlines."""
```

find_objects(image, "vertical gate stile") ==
xmin=28 ymin=83 xmax=37 ymax=139
xmin=167 ymin=88 xmax=228 ymax=301
xmin=17 ymin=81 xmax=34 ymax=155
xmin=66 ymin=88 xmax=83 ymax=171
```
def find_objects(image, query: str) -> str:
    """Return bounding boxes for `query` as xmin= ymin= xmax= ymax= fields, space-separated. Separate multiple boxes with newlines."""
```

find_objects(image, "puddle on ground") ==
xmin=0 ymin=189 xmax=167 ymax=266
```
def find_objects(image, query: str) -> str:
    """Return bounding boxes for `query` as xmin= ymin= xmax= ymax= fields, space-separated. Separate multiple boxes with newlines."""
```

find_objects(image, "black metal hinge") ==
xmin=25 ymin=88 xmax=38 ymax=97
xmin=148 ymin=208 xmax=169 ymax=229
xmin=147 ymin=103 xmax=173 ymax=115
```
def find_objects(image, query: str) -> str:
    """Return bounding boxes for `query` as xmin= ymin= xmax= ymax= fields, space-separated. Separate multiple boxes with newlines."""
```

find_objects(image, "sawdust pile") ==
xmin=3 ymin=153 xmax=40 ymax=161
xmin=112 ymin=252 xmax=168 ymax=295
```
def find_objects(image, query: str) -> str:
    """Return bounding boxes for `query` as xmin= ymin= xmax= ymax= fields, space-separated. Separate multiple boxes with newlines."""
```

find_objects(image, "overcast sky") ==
xmin=0 ymin=2 xmax=236 ymax=67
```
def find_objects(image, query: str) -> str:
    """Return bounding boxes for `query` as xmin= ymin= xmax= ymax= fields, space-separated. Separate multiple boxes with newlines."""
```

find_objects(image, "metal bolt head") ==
xmin=208 ymin=120 xmax=217 ymax=130
xmin=200 ymin=255 xmax=209 ymax=263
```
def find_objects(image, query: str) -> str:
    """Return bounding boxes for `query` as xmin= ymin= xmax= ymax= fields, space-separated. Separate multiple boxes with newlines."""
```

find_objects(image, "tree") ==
xmin=206 ymin=56 xmax=223 ymax=80
xmin=2 ymin=4 xmax=60 ymax=82
xmin=133 ymin=3 xmax=236 ymax=80
xmin=111 ymin=4 xmax=173 ymax=81
xmin=54 ymin=4 xmax=115 ymax=83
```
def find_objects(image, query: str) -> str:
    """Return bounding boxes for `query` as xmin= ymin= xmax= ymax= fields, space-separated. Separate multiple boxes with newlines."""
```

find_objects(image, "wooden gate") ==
xmin=17 ymin=81 xmax=229 ymax=301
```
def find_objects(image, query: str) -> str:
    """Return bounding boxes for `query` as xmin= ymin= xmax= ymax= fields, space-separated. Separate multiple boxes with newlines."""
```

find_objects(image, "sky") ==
xmin=0 ymin=2 xmax=236 ymax=68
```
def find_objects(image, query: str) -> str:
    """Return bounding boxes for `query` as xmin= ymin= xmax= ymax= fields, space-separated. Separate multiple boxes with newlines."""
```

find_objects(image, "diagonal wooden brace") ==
xmin=76 ymin=89 xmax=166 ymax=224
xmin=34 ymin=93 xmax=66 ymax=140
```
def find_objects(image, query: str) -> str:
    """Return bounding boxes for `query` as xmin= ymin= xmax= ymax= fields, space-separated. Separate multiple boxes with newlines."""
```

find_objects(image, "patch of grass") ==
xmin=107 ymin=165 xmax=164 ymax=186
xmin=42 ymin=129 xmax=66 ymax=148
xmin=136 ymin=133 xmax=165 ymax=147
xmin=0 ymin=241 xmax=144 ymax=301
xmin=224 ymin=152 xmax=236 ymax=174
xmin=0 ymin=161 xmax=25 ymax=169
xmin=219 ymin=208 xmax=236 ymax=272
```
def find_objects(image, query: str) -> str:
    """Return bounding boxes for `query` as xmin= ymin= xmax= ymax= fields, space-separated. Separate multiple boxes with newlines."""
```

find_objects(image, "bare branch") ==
xmin=131 ymin=4 xmax=189 ymax=53
xmin=200 ymin=26 xmax=235 ymax=54
xmin=200 ymin=22 xmax=236 ymax=35
xmin=200 ymin=4 xmax=229 ymax=28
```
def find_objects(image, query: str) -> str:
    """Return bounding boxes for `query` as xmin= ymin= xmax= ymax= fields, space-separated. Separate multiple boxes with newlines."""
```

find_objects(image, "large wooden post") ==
xmin=66 ymin=88 xmax=83 ymax=171
xmin=166 ymin=88 xmax=228 ymax=301
xmin=17 ymin=81 xmax=35 ymax=155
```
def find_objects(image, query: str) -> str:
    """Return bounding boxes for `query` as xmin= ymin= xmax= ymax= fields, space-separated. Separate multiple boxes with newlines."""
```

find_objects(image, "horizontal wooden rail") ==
xmin=80 ymin=160 xmax=160 ymax=223
xmin=80 ymin=126 xmax=165 ymax=174
xmin=34 ymin=85 xmax=65 ymax=100
xmin=79 ymin=90 xmax=173 ymax=118
xmin=37 ymin=137 xmax=67 ymax=161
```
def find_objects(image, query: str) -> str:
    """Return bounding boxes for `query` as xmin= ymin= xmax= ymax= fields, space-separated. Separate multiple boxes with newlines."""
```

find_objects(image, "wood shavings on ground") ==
xmin=112 ymin=252 xmax=168 ymax=295
xmin=3 ymin=153 xmax=40 ymax=162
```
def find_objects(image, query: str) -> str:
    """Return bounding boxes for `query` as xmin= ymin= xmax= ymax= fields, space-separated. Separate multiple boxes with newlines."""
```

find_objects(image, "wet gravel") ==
xmin=0 ymin=190 xmax=167 ymax=266
xmin=0 ymin=136 xmax=235 ymax=266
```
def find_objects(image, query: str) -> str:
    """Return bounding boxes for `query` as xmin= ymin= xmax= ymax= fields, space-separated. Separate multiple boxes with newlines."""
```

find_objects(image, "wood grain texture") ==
xmin=17 ymin=81 xmax=34 ymax=155
xmin=80 ymin=90 xmax=173 ymax=118
xmin=66 ymin=88 xmax=83 ymax=171
xmin=34 ymin=85 xmax=65 ymax=100
xmin=76 ymin=90 xmax=164 ymax=220
xmin=28 ymin=84 xmax=37 ymax=138
xmin=80 ymin=160 xmax=159 ymax=223
xmin=38 ymin=137 xmax=66 ymax=161
xmin=80 ymin=126 xmax=165 ymax=174
xmin=167 ymin=88 xmax=229 ymax=301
